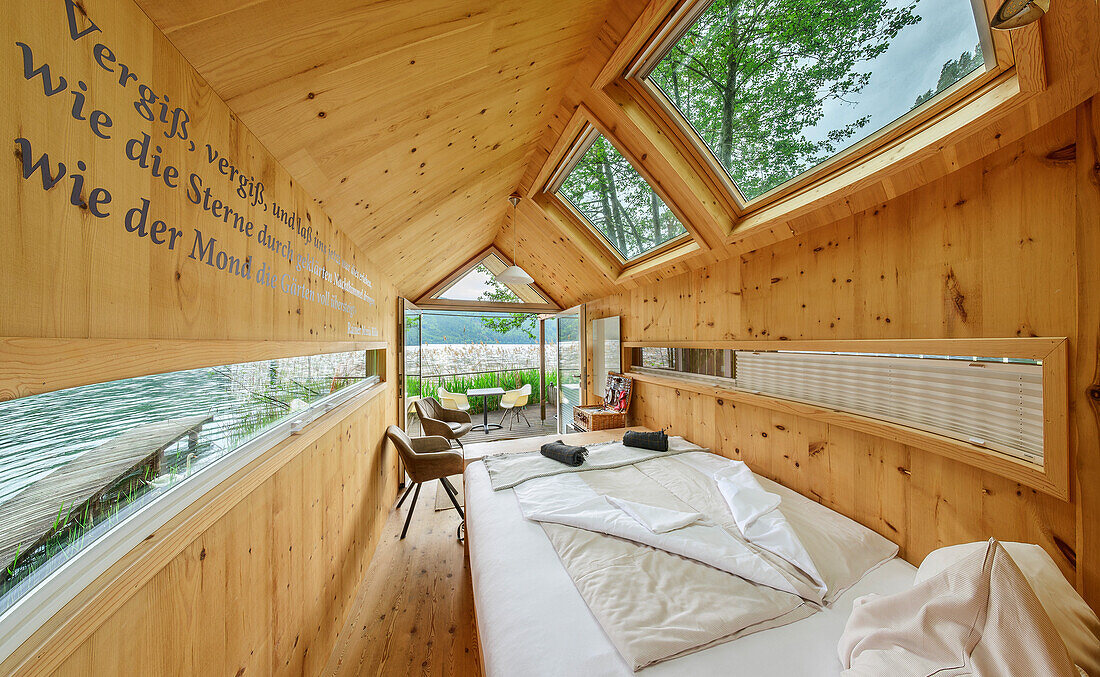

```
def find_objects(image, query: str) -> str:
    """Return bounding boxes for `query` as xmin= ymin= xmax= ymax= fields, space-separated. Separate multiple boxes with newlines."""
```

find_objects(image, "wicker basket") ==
xmin=572 ymin=373 xmax=632 ymax=432
xmin=573 ymin=406 xmax=626 ymax=432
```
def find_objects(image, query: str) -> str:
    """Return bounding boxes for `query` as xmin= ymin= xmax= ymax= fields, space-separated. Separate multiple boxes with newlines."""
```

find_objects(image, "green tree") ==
xmin=559 ymin=136 xmax=687 ymax=259
xmin=649 ymin=0 xmax=920 ymax=199
xmin=478 ymin=271 xmax=537 ymax=340
xmin=914 ymin=44 xmax=983 ymax=106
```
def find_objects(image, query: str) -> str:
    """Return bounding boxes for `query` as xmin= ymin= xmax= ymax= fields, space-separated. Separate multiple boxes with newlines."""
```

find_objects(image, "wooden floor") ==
xmin=323 ymin=479 xmax=482 ymax=677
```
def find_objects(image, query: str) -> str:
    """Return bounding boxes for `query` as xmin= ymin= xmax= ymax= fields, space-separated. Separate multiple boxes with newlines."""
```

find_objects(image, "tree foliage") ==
xmin=649 ymin=0 xmax=921 ymax=199
xmin=479 ymin=269 xmax=537 ymax=340
xmin=559 ymin=136 xmax=687 ymax=259
xmin=913 ymin=44 xmax=983 ymax=106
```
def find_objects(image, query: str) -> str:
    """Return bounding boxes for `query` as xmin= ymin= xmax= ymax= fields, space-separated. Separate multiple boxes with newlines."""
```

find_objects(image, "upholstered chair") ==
xmin=497 ymin=383 xmax=532 ymax=429
xmin=385 ymin=425 xmax=464 ymax=539
xmin=414 ymin=397 xmax=473 ymax=448
xmin=437 ymin=387 xmax=471 ymax=412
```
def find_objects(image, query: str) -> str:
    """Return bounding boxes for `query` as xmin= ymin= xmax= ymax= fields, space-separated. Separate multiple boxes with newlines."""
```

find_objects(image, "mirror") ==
xmin=590 ymin=316 xmax=621 ymax=399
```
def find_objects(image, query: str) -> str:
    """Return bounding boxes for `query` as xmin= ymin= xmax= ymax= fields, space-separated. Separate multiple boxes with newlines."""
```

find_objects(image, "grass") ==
xmin=407 ymin=368 xmax=558 ymax=414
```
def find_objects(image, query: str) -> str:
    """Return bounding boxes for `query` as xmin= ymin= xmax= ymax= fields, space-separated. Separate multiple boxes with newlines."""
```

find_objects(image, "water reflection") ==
xmin=0 ymin=350 xmax=370 ymax=609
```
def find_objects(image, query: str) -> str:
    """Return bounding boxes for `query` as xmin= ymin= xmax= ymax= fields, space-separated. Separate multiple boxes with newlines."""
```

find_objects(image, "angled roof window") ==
xmin=557 ymin=133 xmax=689 ymax=260
xmin=639 ymin=0 xmax=991 ymax=202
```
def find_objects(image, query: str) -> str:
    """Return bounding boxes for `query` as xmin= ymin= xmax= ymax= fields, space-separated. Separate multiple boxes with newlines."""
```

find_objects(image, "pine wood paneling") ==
xmin=132 ymin=0 xmax=641 ymax=298
xmin=587 ymin=104 xmax=1099 ymax=610
xmin=2 ymin=0 xmax=403 ymax=671
xmin=39 ymin=391 xmax=397 ymax=677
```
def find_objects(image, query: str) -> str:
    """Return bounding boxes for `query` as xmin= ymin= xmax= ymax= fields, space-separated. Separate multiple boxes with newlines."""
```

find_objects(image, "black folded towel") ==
xmin=540 ymin=440 xmax=588 ymax=467
xmin=623 ymin=429 xmax=668 ymax=452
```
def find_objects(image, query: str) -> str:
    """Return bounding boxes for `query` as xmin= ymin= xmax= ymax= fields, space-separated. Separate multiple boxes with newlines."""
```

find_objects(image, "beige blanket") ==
xmin=482 ymin=436 xmax=700 ymax=490
xmin=511 ymin=451 xmax=898 ymax=671
xmin=838 ymin=539 xmax=1078 ymax=676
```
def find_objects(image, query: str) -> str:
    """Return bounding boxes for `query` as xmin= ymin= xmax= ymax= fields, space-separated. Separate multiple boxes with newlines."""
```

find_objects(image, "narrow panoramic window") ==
xmin=643 ymin=0 xmax=989 ymax=201
xmin=0 ymin=350 xmax=380 ymax=612
xmin=558 ymin=134 xmax=689 ymax=260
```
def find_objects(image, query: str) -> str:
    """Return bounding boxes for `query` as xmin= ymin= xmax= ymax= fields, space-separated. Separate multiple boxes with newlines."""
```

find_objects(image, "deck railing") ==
xmin=407 ymin=367 xmax=559 ymax=414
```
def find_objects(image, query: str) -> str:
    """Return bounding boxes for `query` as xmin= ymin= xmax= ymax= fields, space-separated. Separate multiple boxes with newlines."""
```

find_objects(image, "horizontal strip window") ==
xmin=0 ymin=349 xmax=382 ymax=618
xmin=636 ymin=346 xmax=735 ymax=381
xmin=735 ymin=351 xmax=1042 ymax=465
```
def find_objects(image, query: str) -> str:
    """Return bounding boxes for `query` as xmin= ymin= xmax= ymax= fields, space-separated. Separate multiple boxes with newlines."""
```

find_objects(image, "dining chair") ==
xmin=437 ymin=387 xmax=471 ymax=412
xmin=386 ymin=426 xmax=464 ymax=540
xmin=415 ymin=397 xmax=472 ymax=448
xmin=497 ymin=383 xmax=532 ymax=430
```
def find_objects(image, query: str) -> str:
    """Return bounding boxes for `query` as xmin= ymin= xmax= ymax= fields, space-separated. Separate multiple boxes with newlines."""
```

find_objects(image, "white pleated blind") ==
xmin=734 ymin=351 xmax=1044 ymax=465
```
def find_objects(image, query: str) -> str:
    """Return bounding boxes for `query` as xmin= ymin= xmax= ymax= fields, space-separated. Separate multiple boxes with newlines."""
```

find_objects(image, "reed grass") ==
xmin=407 ymin=368 xmax=558 ymax=414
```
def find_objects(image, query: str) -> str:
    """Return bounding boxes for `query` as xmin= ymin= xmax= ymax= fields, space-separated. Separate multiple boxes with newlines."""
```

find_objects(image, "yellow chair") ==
xmin=497 ymin=383 xmax=532 ymax=429
xmin=437 ymin=387 xmax=471 ymax=412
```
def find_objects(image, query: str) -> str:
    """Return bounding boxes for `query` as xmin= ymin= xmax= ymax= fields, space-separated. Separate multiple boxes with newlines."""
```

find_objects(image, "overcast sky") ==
xmin=805 ymin=0 xmax=984 ymax=147
xmin=440 ymin=266 xmax=497 ymax=301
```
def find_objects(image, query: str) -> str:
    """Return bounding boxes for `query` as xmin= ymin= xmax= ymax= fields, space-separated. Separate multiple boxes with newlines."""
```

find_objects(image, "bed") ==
xmin=464 ymin=432 xmax=918 ymax=676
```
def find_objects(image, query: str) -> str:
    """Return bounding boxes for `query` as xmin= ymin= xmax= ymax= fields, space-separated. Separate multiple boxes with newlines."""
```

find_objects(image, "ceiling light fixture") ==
xmin=496 ymin=193 xmax=534 ymax=285
xmin=990 ymin=0 xmax=1049 ymax=30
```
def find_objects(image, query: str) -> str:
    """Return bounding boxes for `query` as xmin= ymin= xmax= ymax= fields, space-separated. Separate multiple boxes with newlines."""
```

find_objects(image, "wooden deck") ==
xmin=0 ymin=414 xmax=212 ymax=571
xmin=409 ymin=402 xmax=559 ymax=444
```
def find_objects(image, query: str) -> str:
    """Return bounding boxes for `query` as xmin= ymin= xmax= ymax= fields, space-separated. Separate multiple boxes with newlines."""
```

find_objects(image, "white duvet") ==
xmin=491 ymin=444 xmax=898 ymax=671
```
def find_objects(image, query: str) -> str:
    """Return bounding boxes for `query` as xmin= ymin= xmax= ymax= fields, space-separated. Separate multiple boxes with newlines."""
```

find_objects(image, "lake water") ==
xmin=0 ymin=352 xmax=365 ymax=507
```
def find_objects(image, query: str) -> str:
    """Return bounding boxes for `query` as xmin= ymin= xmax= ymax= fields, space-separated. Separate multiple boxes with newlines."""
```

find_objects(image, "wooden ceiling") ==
xmin=136 ymin=0 xmax=1095 ymax=310
xmin=135 ymin=0 xmax=641 ymax=301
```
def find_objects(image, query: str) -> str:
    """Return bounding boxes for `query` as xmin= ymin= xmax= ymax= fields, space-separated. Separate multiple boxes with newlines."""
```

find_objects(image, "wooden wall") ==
xmin=44 ymin=389 xmax=396 ymax=676
xmin=586 ymin=99 xmax=1100 ymax=610
xmin=1 ymin=0 xmax=401 ymax=672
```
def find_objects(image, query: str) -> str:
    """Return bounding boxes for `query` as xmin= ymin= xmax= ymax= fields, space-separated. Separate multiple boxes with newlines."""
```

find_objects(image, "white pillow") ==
xmin=917 ymin=541 xmax=1100 ymax=676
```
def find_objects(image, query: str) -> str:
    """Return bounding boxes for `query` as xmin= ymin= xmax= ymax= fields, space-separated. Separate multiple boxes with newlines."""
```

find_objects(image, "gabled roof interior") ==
xmin=135 ymin=0 xmax=645 ymax=305
xmin=132 ymin=0 xmax=1075 ymax=311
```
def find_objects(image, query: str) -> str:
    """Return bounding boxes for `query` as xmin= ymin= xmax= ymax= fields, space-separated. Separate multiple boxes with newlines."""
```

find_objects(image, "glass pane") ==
xmin=647 ymin=0 xmax=986 ymax=201
xmin=438 ymin=264 xmax=523 ymax=302
xmin=558 ymin=135 xmax=688 ymax=260
xmin=404 ymin=304 xmax=422 ymax=431
xmin=0 ymin=350 xmax=379 ymax=612
xmin=556 ymin=314 xmax=582 ymax=434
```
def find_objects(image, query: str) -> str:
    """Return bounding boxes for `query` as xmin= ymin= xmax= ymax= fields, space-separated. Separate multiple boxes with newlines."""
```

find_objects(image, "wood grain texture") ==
xmin=1 ymin=384 xmax=395 ymax=676
xmin=322 ymin=480 xmax=481 ymax=677
xmin=2 ymin=0 xmax=395 ymax=344
xmin=3 ymin=0 xmax=404 ymax=672
xmin=132 ymin=0 xmax=641 ymax=299
xmin=586 ymin=105 xmax=1098 ymax=610
xmin=515 ymin=0 xmax=1098 ymax=307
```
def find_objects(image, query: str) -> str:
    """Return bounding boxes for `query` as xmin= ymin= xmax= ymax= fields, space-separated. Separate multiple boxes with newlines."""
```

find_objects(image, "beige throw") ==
xmin=838 ymin=538 xmax=1078 ymax=676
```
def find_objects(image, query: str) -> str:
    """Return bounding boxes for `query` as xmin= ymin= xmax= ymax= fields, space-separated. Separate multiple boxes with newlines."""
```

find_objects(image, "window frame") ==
xmin=543 ymin=121 xmax=699 ymax=270
xmin=623 ymin=337 xmax=1069 ymax=500
xmin=0 ymin=347 xmax=386 ymax=662
xmin=623 ymin=0 xmax=1007 ymax=210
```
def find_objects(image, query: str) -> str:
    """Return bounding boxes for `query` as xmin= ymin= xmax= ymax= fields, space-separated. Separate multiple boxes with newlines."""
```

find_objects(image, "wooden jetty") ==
xmin=0 ymin=414 xmax=212 ymax=572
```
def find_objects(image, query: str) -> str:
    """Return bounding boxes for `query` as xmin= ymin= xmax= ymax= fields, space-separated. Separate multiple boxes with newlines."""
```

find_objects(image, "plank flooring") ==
xmin=323 ymin=479 xmax=481 ymax=677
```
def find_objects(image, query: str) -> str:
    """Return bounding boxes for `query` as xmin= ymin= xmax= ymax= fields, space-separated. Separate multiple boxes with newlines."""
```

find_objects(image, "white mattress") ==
xmin=465 ymin=459 xmax=917 ymax=676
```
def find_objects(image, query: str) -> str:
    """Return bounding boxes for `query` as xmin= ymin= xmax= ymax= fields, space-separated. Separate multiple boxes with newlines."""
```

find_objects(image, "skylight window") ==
xmin=642 ymin=0 xmax=990 ymax=202
xmin=558 ymin=134 xmax=688 ymax=261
